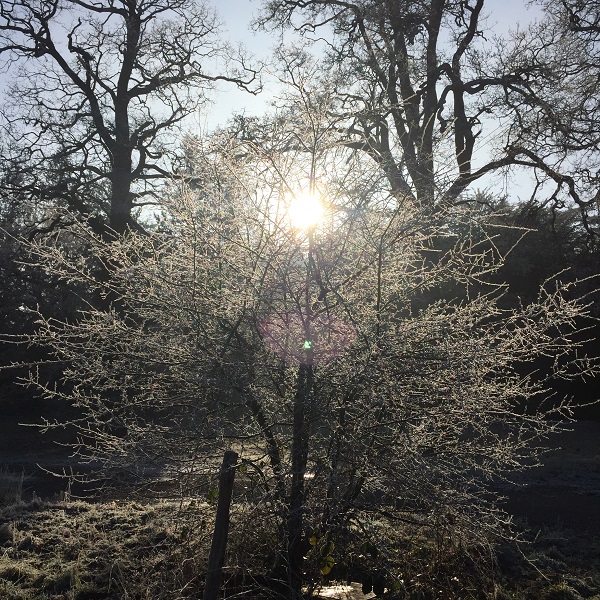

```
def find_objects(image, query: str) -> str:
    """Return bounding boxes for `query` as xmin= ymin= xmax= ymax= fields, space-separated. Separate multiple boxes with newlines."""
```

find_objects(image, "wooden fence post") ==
xmin=202 ymin=449 xmax=238 ymax=600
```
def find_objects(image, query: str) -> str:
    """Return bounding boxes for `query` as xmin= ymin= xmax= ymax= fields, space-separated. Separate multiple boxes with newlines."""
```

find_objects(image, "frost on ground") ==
xmin=0 ymin=495 xmax=599 ymax=600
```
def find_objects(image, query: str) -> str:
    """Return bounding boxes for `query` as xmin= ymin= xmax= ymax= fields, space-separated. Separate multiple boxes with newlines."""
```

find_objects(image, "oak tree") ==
xmin=258 ymin=0 xmax=599 ymax=232
xmin=0 ymin=0 xmax=258 ymax=236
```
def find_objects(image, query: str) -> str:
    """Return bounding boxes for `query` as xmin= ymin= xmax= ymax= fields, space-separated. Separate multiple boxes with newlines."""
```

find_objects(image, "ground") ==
xmin=1 ymin=412 xmax=600 ymax=599
xmin=500 ymin=421 xmax=600 ymax=535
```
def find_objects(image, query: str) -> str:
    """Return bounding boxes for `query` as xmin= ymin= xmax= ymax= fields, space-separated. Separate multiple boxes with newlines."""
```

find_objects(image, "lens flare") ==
xmin=259 ymin=310 xmax=355 ymax=365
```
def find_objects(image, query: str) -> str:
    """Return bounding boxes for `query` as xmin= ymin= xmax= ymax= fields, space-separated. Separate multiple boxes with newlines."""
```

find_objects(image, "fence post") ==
xmin=203 ymin=449 xmax=238 ymax=600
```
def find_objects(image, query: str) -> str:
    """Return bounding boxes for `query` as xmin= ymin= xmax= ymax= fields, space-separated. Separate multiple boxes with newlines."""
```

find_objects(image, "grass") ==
xmin=491 ymin=524 xmax=600 ymax=600
xmin=0 ymin=497 xmax=216 ymax=599
xmin=1 ymin=420 xmax=599 ymax=599
xmin=0 ymin=466 xmax=24 ymax=508
xmin=1 ymin=494 xmax=599 ymax=600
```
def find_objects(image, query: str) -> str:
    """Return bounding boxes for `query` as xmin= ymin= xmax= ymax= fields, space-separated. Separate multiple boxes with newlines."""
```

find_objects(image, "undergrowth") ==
xmin=1 ymin=496 xmax=599 ymax=599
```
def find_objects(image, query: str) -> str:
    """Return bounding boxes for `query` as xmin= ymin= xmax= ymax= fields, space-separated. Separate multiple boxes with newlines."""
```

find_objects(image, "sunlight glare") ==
xmin=288 ymin=191 xmax=325 ymax=230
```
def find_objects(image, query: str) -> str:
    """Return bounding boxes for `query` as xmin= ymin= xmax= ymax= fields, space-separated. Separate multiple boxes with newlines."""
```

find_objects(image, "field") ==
xmin=1 ymin=414 xmax=600 ymax=599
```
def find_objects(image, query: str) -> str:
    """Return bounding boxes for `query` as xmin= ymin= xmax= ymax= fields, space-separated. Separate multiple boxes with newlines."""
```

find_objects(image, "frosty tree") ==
xmin=15 ymin=102 xmax=599 ymax=597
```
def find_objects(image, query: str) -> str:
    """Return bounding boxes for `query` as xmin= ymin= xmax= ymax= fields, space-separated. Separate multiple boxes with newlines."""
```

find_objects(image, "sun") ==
xmin=288 ymin=191 xmax=325 ymax=230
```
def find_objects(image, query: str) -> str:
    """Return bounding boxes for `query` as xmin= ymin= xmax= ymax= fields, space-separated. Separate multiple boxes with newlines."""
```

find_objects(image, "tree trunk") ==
xmin=110 ymin=145 xmax=133 ymax=236
xmin=286 ymin=362 xmax=313 ymax=599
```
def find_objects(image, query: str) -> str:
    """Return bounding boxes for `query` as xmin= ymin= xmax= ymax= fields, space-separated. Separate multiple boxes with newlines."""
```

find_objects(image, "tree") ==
xmin=3 ymin=2 xmax=598 ymax=594
xmin=488 ymin=0 xmax=599 ymax=232
xmin=14 ymin=116 xmax=599 ymax=598
xmin=0 ymin=0 xmax=258 ymax=237
xmin=556 ymin=0 xmax=600 ymax=35
xmin=257 ymin=0 xmax=599 ymax=231
xmin=0 ymin=160 xmax=82 ymax=409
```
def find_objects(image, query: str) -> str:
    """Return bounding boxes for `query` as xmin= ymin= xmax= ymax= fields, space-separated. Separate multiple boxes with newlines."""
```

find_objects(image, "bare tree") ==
xmin=0 ymin=0 xmax=259 ymax=236
xmin=13 ymin=113 xmax=599 ymax=598
xmin=557 ymin=0 xmax=600 ymax=34
xmin=493 ymin=0 xmax=600 ymax=232
xmin=257 ymin=0 xmax=599 ymax=231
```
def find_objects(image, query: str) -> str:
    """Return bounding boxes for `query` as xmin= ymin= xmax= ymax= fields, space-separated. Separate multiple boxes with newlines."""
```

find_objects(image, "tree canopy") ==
xmin=257 ymin=0 xmax=599 ymax=230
